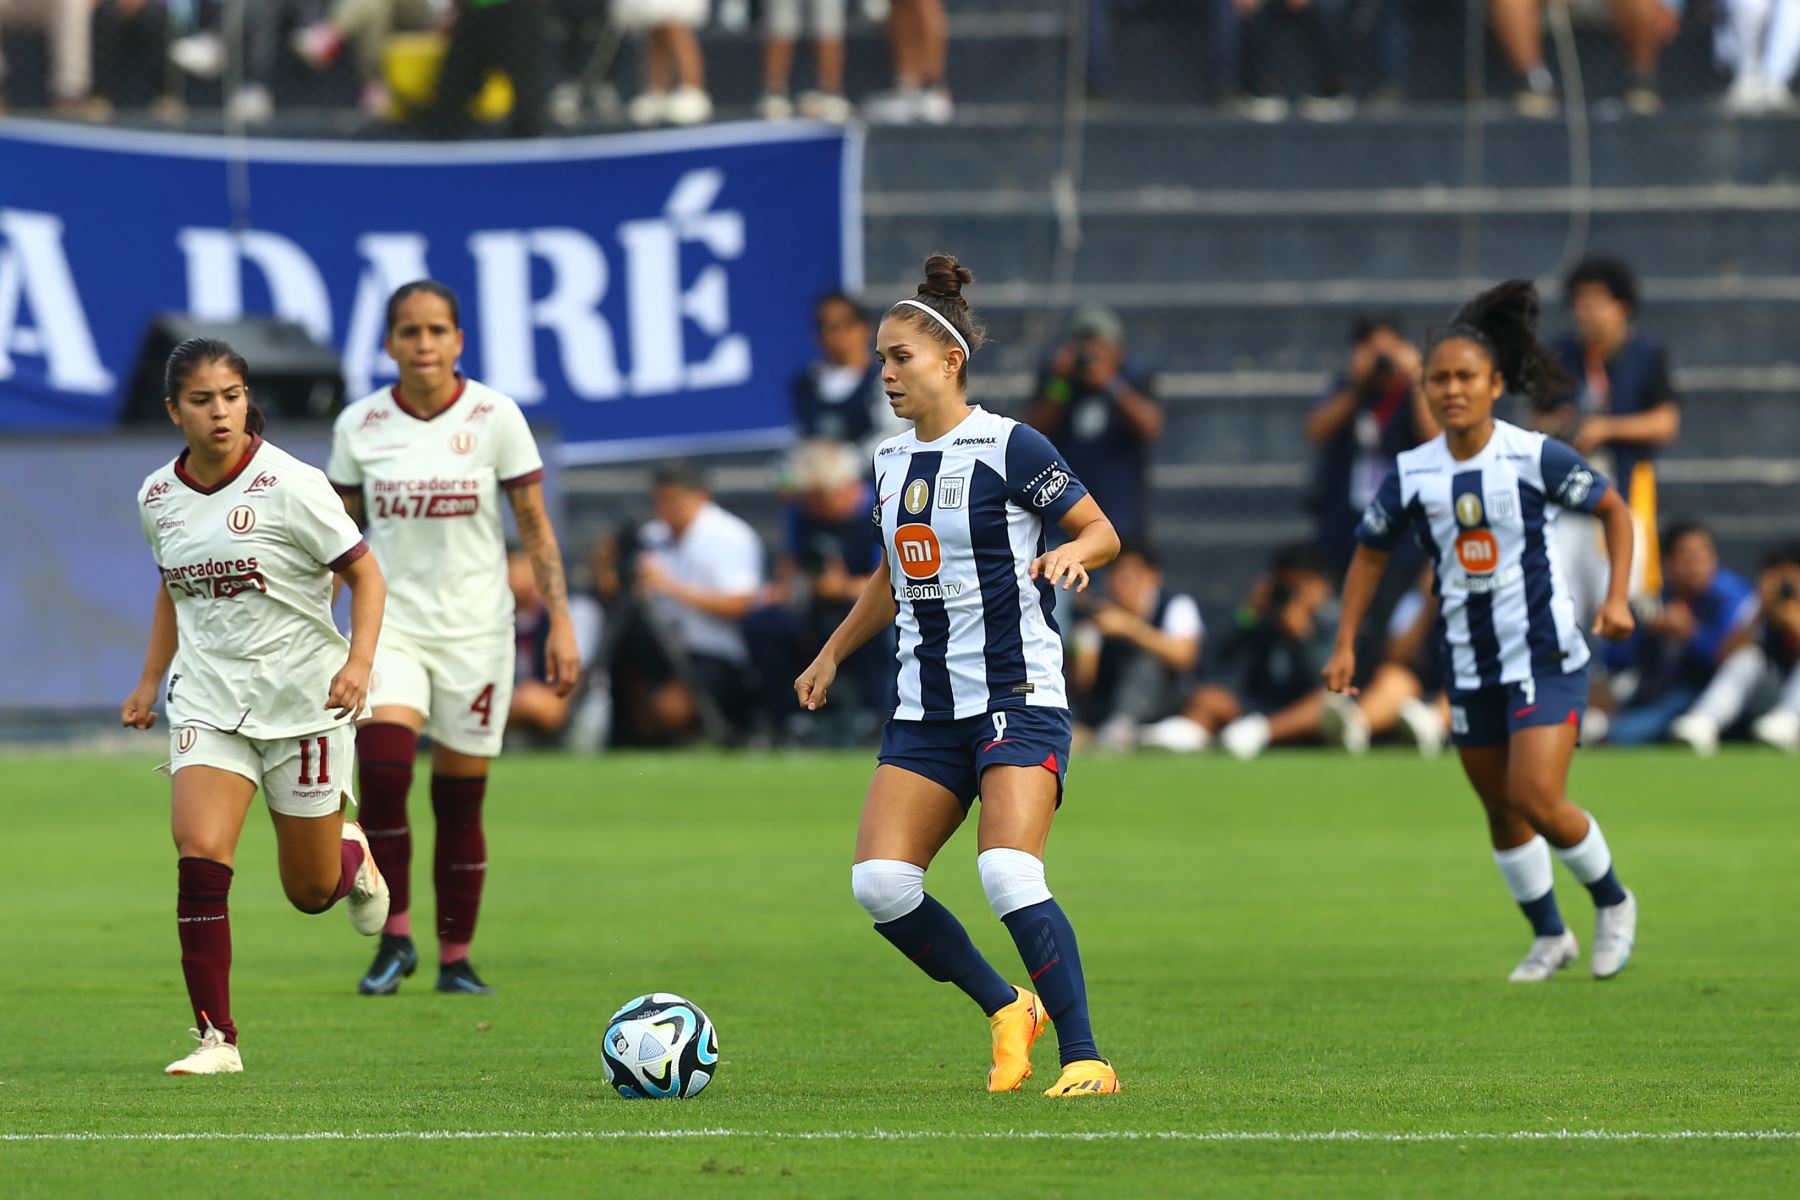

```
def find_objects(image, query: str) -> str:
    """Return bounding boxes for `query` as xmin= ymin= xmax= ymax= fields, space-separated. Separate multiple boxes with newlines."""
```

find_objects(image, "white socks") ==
xmin=977 ymin=848 xmax=1053 ymax=920
xmin=1553 ymin=816 xmax=1613 ymax=885
xmin=850 ymin=859 xmax=925 ymax=924
xmin=1493 ymin=836 xmax=1554 ymax=903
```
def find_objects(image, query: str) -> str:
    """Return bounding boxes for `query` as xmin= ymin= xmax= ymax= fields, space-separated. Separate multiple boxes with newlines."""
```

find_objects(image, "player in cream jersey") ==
xmin=327 ymin=281 xmax=580 ymax=997
xmin=121 ymin=339 xmax=391 ymax=1076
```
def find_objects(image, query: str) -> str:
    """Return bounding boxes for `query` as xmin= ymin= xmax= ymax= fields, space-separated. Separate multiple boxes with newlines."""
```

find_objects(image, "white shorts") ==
xmin=170 ymin=723 xmax=356 ymax=819
xmin=612 ymin=0 xmax=709 ymax=31
xmin=368 ymin=628 xmax=514 ymax=757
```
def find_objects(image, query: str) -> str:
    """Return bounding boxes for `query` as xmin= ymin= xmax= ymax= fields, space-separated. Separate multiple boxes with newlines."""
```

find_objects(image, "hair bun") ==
xmin=919 ymin=253 xmax=975 ymax=303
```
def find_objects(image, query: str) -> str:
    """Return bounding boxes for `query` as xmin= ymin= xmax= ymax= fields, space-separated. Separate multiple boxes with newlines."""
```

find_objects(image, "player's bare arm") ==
xmin=327 ymin=550 xmax=385 ymax=720
xmin=1592 ymin=488 xmax=1637 ymax=642
xmin=1324 ymin=544 xmax=1391 ymax=696
xmin=122 ymin=584 xmax=179 ymax=729
xmin=796 ymin=558 xmax=898 ymax=711
xmin=508 ymin=481 xmax=581 ymax=697
xmin=1029 ymin=495 xmax=1120 ymax=592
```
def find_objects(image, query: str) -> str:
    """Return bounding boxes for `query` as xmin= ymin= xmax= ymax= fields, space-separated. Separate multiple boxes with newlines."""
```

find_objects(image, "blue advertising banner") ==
xmin=0 ymin=120 xmax=862 ymax=461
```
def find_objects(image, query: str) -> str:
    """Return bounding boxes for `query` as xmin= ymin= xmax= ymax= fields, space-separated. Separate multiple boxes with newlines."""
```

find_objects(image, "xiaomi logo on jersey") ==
xmin=894 ymin=523 xmax=942 ymax=580
xmin=1456 ymin=529 xmax=1499 ymax=575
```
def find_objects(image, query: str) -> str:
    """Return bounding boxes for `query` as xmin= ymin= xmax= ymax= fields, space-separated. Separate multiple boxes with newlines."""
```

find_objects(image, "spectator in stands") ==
xmin=506 ymin=547 xmax=609 ymax=751
xmin=1319 ymin=566 xmax=1448 ymax=756
xmin=1069 ymin=540 xmax=1204 ymax=751
xmin=616 ymin=0 xmax=711 ymax=125
xmin=745 ymin=440 xmax=891 ymax=744
xmin=1718 ymin=0 xmax=1800 ymax=113
xmin=0 ymin=0 xmax=105 ymax=117
xmin=1233 ymin=0 xmax=1352 ymax=121
xmin=1173 ymin=543 xmax=1339 ymax=758
xmin=1534 ymin=255 xmax=1680 ymax=618
xmin=863 ymin=0 xmax=952 ymax=124
xmin=1602 ymin=522 xmax=1757 ymax=745
xmin=292 ymin=0 xmax=436 ymax=117
xmin=92 ymin=0 xmax=178 ymax=115
xmin=613 ymin=462 xmax=763 ymax=744
xmin=793 ymin=292 xmax=903 ymax=453
xmin=759 ymin=0 xmax=851 ymax=121
xmin=1491 ymin=0 xmax=1677 ymax=116
xmin=1024 ymin=306 xmax=1163 ymax=543
xmin=1305 ymin=311 xmax=1432 ymax=582
xmin=1670 ymin=541 xmax=1800 ymax=754
xmin=420 ymin=0 xmax=550 ymax=138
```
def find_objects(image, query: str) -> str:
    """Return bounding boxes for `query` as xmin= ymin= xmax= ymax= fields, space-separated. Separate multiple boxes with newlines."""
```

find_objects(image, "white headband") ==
xmin=893 ymin=299 xmax=972 ymax=359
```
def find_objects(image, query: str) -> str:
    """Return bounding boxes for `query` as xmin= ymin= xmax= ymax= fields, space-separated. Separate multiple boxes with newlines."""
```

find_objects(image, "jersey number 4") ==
xmin=296 ymin=736 xmax=331 ymax=786
xmin=471 ymin=684 xmax=496 ymax=728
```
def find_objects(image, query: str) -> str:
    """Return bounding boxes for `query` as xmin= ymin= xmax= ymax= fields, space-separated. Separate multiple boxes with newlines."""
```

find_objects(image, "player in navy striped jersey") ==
xmin=794 ymin=255 xmax=1123 ymax=1097
xmin=1324 ymin=281 xmax=1642 ymax=983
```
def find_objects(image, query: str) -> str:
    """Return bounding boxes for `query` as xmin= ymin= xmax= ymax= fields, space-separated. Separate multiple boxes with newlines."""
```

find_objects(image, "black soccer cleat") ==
xmin=358 ymin=933 xmax=418 ymax=996
xmin=436 ymin=960 xmax=495 ymax=995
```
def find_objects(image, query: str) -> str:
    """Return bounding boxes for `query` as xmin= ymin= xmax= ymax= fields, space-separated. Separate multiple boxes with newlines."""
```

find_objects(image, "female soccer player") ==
xmin=794 ymin=255 xmax=1124 ymax=1096
xmin=122 ymin=339 xmax=390 ymax=1075
xmin=328 ymin=281 xmax=580 ymax=996
xmin=1323 ymin=280 xmax=1641 ymax=983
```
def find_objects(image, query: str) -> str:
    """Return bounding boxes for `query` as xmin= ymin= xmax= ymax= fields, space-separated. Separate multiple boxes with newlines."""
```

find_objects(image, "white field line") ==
xmin=2 ymin=1129 xmax=1796 ymax=1145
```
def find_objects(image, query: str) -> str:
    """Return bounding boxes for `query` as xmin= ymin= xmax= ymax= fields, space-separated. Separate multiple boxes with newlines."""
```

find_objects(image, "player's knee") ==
xmin=1507 ymin=779 xmax=1561 ymax=825
xmin=977 ymin=847 xmax=1052 ymax=920
xmin=850 ymin=859 xmax=925 ymax=924
xmin=282 ymin=874 xmax=337 ymax=913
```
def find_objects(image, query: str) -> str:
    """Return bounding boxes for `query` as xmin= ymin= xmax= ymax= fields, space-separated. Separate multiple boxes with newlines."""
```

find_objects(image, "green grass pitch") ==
xmin=2 ymin=748 xmax=1796 ymax=1197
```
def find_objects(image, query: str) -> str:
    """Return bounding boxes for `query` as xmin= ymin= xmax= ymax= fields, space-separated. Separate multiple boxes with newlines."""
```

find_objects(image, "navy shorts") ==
xmin=1448 ymin=666 xmax=1588 ymax=748
xmin=878 ymin=706 xmax=1073 ymax=810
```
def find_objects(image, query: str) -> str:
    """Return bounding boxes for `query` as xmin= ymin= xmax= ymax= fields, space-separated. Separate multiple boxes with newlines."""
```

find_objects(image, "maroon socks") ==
xmin=431 ymin=774 xmax=488 ymax=963
xmin=357 ymin=723 xmax=418 ymax=928
xmin=176 ymin=857 xmax=236 ymax=1044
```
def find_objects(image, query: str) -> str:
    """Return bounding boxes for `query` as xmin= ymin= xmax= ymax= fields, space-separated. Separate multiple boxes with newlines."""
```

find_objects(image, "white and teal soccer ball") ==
xmin=600 ymin=993 xmax=719 ymax=1099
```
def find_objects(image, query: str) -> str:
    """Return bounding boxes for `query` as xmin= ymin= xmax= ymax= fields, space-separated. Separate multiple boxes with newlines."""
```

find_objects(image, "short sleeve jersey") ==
xmin=873 ymin=407 xmax=1090 ymax=721
xmin=328 ymin=377 xmax=544 ymax=641
xmin=139 ymin=437 xmax=368 ymax=739
xmin=1356 ymin=420 xmax=1610 ymax=690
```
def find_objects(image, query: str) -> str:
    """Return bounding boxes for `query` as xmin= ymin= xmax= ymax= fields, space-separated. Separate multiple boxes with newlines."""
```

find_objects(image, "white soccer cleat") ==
xmin=165 ymin=1020 xmax=242 ymax=1075
xmin=1396 ymin=696 xmax=1446 ymax=758
xmin=342 ymin=821 xmax=390 ymax=936
xmin=1591 ymin=889 xmax=1637 ymax=980
xmin=1219 ymin=714 xmax=1272 ymax=760
xmin=1668 ymin=713 xmax=1720 ymax=758
xmin=1508 ymin=930 xmax=1579 ymax=982
xmin=1751 ymin=707 xmax=1800 ymax=753
xmin=1321 ymin=693 xmax=1371 ymax=756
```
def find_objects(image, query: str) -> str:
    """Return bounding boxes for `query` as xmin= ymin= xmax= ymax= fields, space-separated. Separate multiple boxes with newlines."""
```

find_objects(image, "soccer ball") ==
xmin=600 ymin=993 xmax=719 ymax=1099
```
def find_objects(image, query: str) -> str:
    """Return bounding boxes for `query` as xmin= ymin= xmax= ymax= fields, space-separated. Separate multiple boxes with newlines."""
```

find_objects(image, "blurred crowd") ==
xmin=499 ymin=253 xmax=1799 ymax=759
xmin=4 ymin=1 xmax=1800 ymax=129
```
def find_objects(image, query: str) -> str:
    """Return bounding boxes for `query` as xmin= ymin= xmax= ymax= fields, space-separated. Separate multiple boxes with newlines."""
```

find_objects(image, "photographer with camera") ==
xmin=1669 ymin=542 xmax=1800 ymax=755
xmin=1024 ymin=306 xmax=1164 ymax=541
xmin=1305 ymin=313 xmax=1435 ymax=582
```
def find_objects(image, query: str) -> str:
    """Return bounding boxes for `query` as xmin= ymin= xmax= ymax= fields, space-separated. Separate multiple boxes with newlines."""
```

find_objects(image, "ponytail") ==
xmin=1430 ymin=279 xmax=1572 ymax=409
xmin=245 ymin=402 xmax=267 ymax=437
